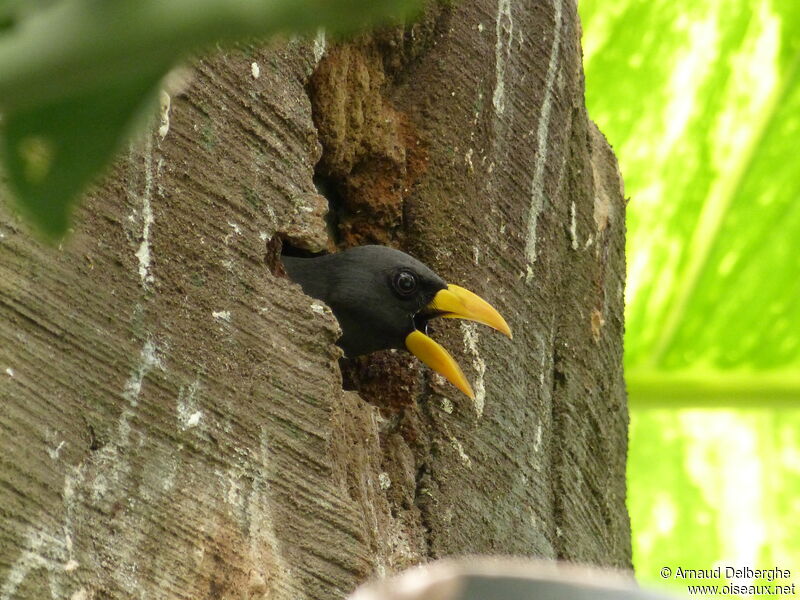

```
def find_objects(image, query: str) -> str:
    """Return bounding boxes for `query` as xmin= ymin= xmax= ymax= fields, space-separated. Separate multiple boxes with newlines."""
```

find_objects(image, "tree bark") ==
xmin=0 ymin=1 xmax=630 ymax=599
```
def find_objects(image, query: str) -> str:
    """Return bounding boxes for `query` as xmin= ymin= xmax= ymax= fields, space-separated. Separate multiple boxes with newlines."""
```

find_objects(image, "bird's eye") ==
xmin=393 ymin=270 xmax=417 ymax=296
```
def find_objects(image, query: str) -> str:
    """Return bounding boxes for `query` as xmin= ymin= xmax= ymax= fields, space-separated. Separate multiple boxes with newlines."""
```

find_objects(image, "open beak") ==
xmin=405 ymin=284 xmax=512 ymax=398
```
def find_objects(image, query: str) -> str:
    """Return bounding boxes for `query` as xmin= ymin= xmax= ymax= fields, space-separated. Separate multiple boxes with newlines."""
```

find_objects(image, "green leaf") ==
xmin=0 ymin=0 xmax=422 ymax=237
xmin=628 ymin=408 xmax=800 ymax=596
xmin=3 ymin=73 xmax=164 ymax=237
xmin=581 ymin=0 xmax=800 ymax=593
xmin=581 ymin=0 xmax=800 ymax=394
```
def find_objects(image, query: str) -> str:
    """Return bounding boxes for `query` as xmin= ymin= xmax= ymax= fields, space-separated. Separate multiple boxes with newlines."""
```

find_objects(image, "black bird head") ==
xmin=283 ymin=245 xmax=512 ymax=398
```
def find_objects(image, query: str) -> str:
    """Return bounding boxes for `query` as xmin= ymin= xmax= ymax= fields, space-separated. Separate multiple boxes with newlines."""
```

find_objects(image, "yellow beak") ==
xmin=405 ymin=284 xmax=512 ymax=398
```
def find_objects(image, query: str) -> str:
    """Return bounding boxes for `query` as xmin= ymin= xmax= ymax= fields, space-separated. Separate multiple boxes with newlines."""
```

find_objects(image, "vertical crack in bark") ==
xmin=301 ymin=33 xmax=439 ymax=410
xmin=299 ymin=25 xmax=448 ymax=567
xmin=413 ymin=460 xmax=436 ymax=558
xmin=550 ymin=329 xmax=569 ymax=560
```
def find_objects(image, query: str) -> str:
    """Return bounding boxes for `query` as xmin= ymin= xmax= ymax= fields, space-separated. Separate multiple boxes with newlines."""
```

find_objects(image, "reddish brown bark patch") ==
xmin=308 ymin=42 xmax=428 ymax=247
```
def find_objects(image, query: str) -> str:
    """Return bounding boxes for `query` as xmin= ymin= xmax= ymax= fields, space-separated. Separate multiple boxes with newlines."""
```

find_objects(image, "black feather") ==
xmin=283 ymin=245 xmax=446 ymax=356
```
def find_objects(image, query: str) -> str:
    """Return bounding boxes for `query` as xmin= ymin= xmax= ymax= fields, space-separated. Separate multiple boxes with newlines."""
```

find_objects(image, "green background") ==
xmin=580 ymin=0 xmax=800 ymax=597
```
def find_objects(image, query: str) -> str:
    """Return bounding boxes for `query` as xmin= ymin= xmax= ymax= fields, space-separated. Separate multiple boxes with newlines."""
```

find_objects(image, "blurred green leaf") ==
xmin=0 ymin=0 xmax=422 ymax=237
xmin=581 ymin=0 xmax=800 ymax=398
xmin=3 ymin=73 xmax=164 ymax=237
xmin=581 ymin=0 xmax=800 ymax=595
xmin=628 ymin=408 xmax=800 ymax=598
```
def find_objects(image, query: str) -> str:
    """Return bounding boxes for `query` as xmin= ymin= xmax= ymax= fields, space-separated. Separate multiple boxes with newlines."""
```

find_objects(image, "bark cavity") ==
xmin=307 ymin=41 xmax=428 ymax=248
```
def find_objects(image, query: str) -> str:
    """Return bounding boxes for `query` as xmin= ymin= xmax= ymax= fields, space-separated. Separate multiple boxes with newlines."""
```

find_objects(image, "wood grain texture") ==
xmin=388 ymin=0 xmax=631 ymax=567
xmin=0 ymin=1 xmax=630 ymax=599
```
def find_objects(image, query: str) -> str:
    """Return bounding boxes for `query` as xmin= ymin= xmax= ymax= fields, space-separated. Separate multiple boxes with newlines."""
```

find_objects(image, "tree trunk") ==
xmin=0 ymin=1 xmax=630 ymax=599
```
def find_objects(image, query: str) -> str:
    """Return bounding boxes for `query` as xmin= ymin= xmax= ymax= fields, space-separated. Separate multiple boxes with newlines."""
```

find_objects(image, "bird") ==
xmin=282 ymin=245 xmax=512 ymax=398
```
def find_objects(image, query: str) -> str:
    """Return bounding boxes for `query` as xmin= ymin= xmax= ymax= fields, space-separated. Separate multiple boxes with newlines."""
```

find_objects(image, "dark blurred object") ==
xmin=349 ymin=558 xmax=676 ymax=600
